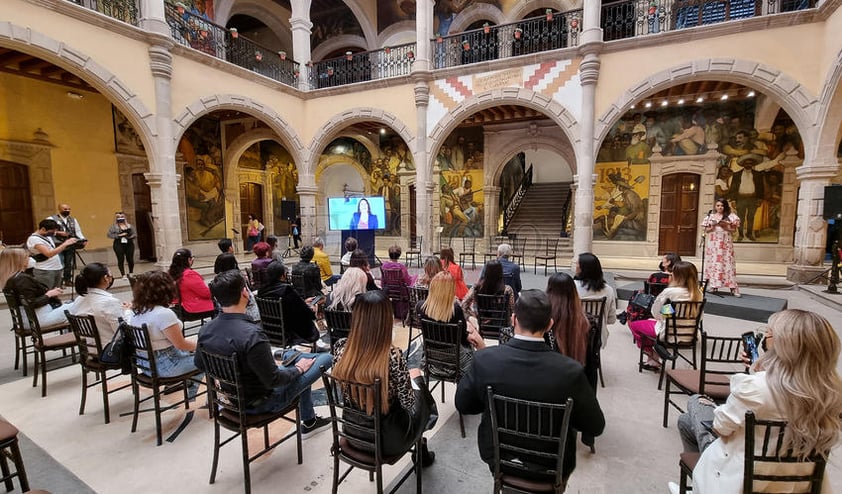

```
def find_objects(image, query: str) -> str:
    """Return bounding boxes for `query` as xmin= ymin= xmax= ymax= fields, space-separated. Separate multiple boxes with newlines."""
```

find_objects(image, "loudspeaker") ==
xmin=280 ymin=200 xmax=296 ymax=221
xmin=823 ymin=186 xmax=842 ymax=220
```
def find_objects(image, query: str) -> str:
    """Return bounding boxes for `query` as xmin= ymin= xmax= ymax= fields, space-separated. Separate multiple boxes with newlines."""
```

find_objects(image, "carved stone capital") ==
xmin=795 ymin=164 xmax=839 ymax=182
xmin=148 ymin=45 xmax=173 ymax=79
xmin=290 ymin=17 xmax=313 ymax=32
xmin=144 ymin=172 xmax=164 ymax=186
xmin=414 ymin=82 xmax=430 ymax=106
xmin=579 ymin=53 xmax=601 ymax=86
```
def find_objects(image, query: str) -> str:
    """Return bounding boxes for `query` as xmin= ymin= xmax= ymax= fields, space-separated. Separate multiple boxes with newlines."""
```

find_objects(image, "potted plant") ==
xmin=176 ymin=2 xmax=186 ymax=15
xmin=406 ymin=50 xmax=414 ymax=60
xmin=514 ymin=27 xmax=523 ymax=40
xmin=648 ymin=1 xmax=658 ymax=15
xmin=436 ymin=35 xmax=443 ymax=43
xmin=278 ymin=51 xmax=286 ymax=60
xmin=345 ymin=51 xmax=353 ymax=61
xmin=384 ymin=45 xmax=391 ymax=54
xmin=229 ymin=27 xmax=238 ymax=38
xmin=546 ymin=9 xmax=554 ymax=21
xmin=462 ymin=38 xmax=471 ymax=50
xmin=483 ymin=22 xmax=490 ymax=34
xmin=327 ymin=66 xmax=334 ymax=76
xmin=255 ymin=51 xmax=263 ymax=62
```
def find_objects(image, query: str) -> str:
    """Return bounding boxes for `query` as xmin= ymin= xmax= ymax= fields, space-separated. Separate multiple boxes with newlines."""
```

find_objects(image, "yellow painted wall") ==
xmin=0 ymin=72 xmax=123 ymax=250
xmin=596 ymin=23 xmax=825 ymax=121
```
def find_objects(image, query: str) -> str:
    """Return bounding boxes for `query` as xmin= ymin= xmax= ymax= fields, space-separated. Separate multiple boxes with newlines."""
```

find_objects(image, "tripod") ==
xmin=68 ymin=248 xmax=87 ymax=301
xmin=282 ymin=219 xmax=300 ymax=259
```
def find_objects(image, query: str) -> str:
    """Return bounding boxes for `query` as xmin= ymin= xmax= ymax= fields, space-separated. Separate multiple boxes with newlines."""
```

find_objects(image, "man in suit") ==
xmin=456 ymin=290 xmax=605 ymax=484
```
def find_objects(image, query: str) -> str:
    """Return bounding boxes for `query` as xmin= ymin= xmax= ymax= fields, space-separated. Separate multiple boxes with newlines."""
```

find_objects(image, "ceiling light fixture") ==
xmin=720 ymin=94 xmax=728 ymax=100
xmin=379 ymin=128 xmax=386 ymax=135
xmin=677 ymin=99 xmax=685 ymax=105
xmin=66 ymin=91 xmax=84 ymax=100
xmin=661 ymin=100 xmax=668 ymax=107
xmin=644 ymin=102 xmax=652 ymax=108
xmin=747 ymin=90 xmax=755 ymax=97
xmin=696 ymin=97 xmax=704 ymax=103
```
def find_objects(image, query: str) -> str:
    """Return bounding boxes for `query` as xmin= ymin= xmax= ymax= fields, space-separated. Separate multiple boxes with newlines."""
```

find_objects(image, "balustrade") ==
xmin=68 ymin=0 xmax=139 ymax=25
xmin=308 ymin=44 xmax=415 ymax=90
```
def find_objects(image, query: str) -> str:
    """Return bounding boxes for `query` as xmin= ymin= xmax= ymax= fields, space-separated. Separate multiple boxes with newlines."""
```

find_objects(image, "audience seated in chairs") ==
xmin=312 ymin=237 xmax=340 ymax=287
xmin=194 ymin=270 xmax=333 ymax=436
xmin=169 ymin=248 xmax=215 ymax=321
xmin=455 ymin=289 xmax=606 ymax=485
xmin=327 ymin=267 xmax=368 ymax=312
xmin=380 ymin=244 xmax=413 ymax=320
xmin=214 ymin=253 xmax=260 ymax=323
xmin=629 ymin=261 xmax=703 ymax=372
xmin=618 ymin=252 xmax=680 ymax=325
xmin=573 ymin=252 xmax=617 ymax=349
xmin=348 ymin=249 xmax=379 ymax=291
xmin=249 ymin=242 xmax=273 ymax=291
xmin=1 ymin=247 xmax=72 ymax=328
xmin=413 ymin=256 xmax=442 ymax=288
xmin=69 ymin=262 xmax=131 ymax=343
xmin=130 ymin=271 xmax=201 ymax=394
xmin=489 ymin=243 xmax=522 ymax=299
xmin=671 ymin=309 xmax=842 ymax=494
xmin=258 ymin=261 xmax=329 ymax=351
xmin=331 ymin=290 xmax=436 ymax=466
xmin=461 ymin=260 xmax=515 ymax=321
xmin=291 ymin=245 xmax=324 ymax=299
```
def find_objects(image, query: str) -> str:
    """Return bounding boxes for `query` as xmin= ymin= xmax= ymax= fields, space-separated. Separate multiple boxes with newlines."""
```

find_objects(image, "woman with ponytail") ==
xmin=70 ymin=262 xmax=131 ymax=342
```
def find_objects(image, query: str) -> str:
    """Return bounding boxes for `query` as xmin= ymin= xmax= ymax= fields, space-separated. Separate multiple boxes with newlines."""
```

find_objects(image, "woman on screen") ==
xmin=349 ymin=198 xmax=379 ymax=230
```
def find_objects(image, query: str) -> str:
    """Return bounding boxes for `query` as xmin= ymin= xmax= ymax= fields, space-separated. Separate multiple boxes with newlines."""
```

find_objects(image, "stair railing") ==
xmin=559 ymin=186 xmax=572 ymax=237
xmin=502 ymin=165 xmax=533 ymax=235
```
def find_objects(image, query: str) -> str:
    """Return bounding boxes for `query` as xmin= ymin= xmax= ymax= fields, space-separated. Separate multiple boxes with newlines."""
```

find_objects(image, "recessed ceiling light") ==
xmin=747 ymin=90 xmax=755 ymax=97
xmin=630 ymin=104 xmax=636 ymax=109
xmin=677 ymin=99 xmax=685 ymax=105
xmin=644 ymin=102 xmax=652 ymax=108
xmin=661 ymin=100 xmax=668 ymax=107
xmin=380 ymin=128 xmax=386 ymax=135
xmin=696 ymin=97 xmax=704 ymax=103
xmin=720 ymin=94 xmax=728 ymax=100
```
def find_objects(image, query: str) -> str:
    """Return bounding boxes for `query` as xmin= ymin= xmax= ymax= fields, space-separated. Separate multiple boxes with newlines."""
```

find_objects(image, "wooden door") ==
xmin=0 ymin=161 xmax=33 ymax=245
xmin=658 ymin=173 xmax=700 ymax=256
xmin=239 ymin=182 xmax=263 ymax=247
xmin=132 ymin=173 xmax=156 ymax=261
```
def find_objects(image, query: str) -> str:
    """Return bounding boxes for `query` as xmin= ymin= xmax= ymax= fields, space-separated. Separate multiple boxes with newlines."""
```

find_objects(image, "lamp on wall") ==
xmin=66 ymin=91 xmax=84 ymax=100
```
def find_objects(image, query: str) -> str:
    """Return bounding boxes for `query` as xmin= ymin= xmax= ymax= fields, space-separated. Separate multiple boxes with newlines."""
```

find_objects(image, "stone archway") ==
xmin=448 ymin=3 xmax=505 ymax=32
xmin=509 ymin=1 xmax=579 ymax=22
xmin=812 ymin=47 xmax=842 ymax=165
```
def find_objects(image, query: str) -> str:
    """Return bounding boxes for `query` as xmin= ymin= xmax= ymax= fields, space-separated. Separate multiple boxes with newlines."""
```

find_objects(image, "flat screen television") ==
xmin=327 ymin=196 xmax=387 ymax=231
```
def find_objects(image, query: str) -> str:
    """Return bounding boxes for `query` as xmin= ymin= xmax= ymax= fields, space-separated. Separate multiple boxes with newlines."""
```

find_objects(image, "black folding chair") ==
xmin=475 ymin=293 xmax=512 ymax=341
xmin=420 ymin=318 xmax=467 ymax=437
xmin=581 ymin=297 xmax=607 ymax=388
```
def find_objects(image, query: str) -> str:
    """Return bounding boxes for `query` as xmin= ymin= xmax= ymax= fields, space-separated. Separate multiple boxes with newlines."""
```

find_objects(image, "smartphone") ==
xmin=742 ymin=331 xmax=759 ymax=363
xmin=281 ymin=350 xmax=302 ymax=367
xmin=309 ymin=294 xmax=324 ymax=307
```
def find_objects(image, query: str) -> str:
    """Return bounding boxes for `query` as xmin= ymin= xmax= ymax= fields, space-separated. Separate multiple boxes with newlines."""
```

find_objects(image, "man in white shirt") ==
xmin=27 ymin=219 xmax=78 ymax=289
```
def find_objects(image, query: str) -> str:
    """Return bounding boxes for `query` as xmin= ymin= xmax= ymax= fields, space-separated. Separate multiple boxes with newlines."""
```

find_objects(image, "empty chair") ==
xmin=534 ymin=238 xmax=560 ymax=275
xmin=482 ymin=236 xmax=499 ymax=264
xmin=509 ymin=236 xmax=527 ymax=266
xmin=459 ymin=237 xmax=477 ymax=270
xmin=201 ymin=347 xmax=302 ymax=494
xmin=404 ymin=235 xmax=423 ymax=268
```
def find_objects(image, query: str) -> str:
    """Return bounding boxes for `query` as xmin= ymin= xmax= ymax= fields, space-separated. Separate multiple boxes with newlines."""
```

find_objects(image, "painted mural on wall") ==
xmin=596 ymin=100 xmax=801 ymax=243
xmin=593 ymin=163 xmax=650 ymax=241
xmin=112 ymin=107 xmax=144 ymax=155
xmin=179 ymin=119 xmax=226 ymax=240
xmin=263 ymin=141 xmax=299 ymax=233
xmin=436 ymin=128 xmax=485 ymax=238
xmin=311 ymin=2 xmax=363 ymax=50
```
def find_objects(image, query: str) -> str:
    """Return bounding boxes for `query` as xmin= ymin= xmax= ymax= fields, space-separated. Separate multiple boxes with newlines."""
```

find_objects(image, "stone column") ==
xmin=289 ymin=0 xmax=313 ymax=91
xmin=138 ymin=0 xmax=169 ymax=35
xmin=146 ymin=44 xmax=183 ymax=266
xmin=786 ymin=162 xmax=839 ymax=282
xmin=414 ymin=0 xmax=433 ymax=72
xmin=412 ymin=78 xmax=433 ymax=256
xmin=297 ymin=174 xmax=318 ymax=244
xmin=484 ymin=184 xmax=501 ymax=252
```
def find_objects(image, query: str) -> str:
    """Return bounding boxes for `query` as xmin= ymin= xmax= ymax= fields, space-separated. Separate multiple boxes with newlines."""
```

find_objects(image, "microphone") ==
xmin=706 ymin=209 xmax=713 ymax=216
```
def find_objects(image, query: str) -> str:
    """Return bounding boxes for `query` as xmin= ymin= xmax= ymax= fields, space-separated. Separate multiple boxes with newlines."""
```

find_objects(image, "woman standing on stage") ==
xmin=701 ymin=199 xmax=740 ymax=297
xmin=107 ymin=211 xmax=136 ymax=278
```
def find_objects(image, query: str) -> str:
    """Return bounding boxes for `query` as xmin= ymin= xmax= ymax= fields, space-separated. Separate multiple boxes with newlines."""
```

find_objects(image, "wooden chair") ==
xmin=405 ymin=235 xmax=423 ymax=268
xmin=381 ymin=267 xmax=409 ymax=321
xmin=0 ymin=418 xmax=30 ymax=493
xmin=509 ymin=236 xmax=527 ymax=267
xmin=324 ymin=308 xmax=353 ymax=355
xmin=640 ymin=300 xmax=706 ymax=389
xmin=254 ymin=296 xmax=291 ymax=349
xmin=3 ymin=288 xmax=35 ymax=377
xmin=534 ymin=238 xmax=560 ymax=275
xmin=435 ymin=233 xmax=452 ymax=256
xmin=290 ymin=272 xmax=307 ymax=298
xmin=487 ymin=387 xmax=574 ymax=494
xmin=201 ymin=346 xmax=302 ymax=494
xmin=581 ymin=296 xmax=607 ymax=388
xmin=677 ymin=411 xmax=829 ymax=494
xmin=420 ymin=318 xmax=467 ymax=437
xmin=19 ymin=300 xmax=76 ymax=397
xmin=459 ymin=237 xmax=477 ymax=270
xmin=644 ymin=280 xmax=669 ymax=297
xmin=250 ymin=266 xmax=267 ymax=291
xmin=663 ymin=330 xmax=744 ymax=427
xmin=65 ymin=312 xmax=130 ymax=424
xmin=170 ymin=301 xmax=215 ymax=338
xmin=482 ymin=236 xmax=499 ymax=264
xmin=321 ymin=371 xmax=423 ymax=494
xmin=405 ymin=286 xmax=429 ymax=352
xmin=475 ymin=293 xmax=512 ymax=341
xmin=122 ymin=321 xmax=203 ymax=446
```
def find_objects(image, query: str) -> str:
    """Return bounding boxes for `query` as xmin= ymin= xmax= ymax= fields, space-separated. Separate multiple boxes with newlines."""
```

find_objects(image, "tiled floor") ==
xmin=1 ymin=262 xmax=840 ymax=493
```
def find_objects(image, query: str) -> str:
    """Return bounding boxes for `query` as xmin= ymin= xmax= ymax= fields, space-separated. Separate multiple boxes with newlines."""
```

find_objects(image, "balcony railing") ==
xmin=164 ymin=2 xmax=299 ymax=87
xmin=68 ymin=0 xmax=139 ymax=26
xmin=601 ymin=0 xmax=817 ymax=40
xmin=432 ymin=10 xmax=582 ymax=70
xmin=308 ymin=44 xmax=416 ymax=90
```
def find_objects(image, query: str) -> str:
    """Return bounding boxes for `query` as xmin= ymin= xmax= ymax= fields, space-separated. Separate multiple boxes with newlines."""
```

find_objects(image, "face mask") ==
xmin=60 ymin=211 xmax=70 ymax=217
xmin=117 ymin=218 xmax=126 ymax=223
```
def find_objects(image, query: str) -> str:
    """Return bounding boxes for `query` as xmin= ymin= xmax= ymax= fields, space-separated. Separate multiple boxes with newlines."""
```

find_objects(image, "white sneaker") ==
xmin=315 ymin=339 xmax=331 ymax=352
xmin=667 ymin=481 xmax=680 ymax=494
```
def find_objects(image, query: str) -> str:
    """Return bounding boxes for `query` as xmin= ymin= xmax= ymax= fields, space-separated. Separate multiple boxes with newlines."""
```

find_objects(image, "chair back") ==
xmin=254 ymin=297 xmax=288 ymax=348
xmin=662 ymin=300 xmax=705 ymax=346
xmin=408 ymin=236 xmax=422 ymax=251
xmin=581 ymin=296 xmax=607 ymax=328
xmin=121 ymin=321 xmax=159 ymax=378
xmin=513 ymin=236 xmax=527 ymax=256
xmin=324 ymin=308 xmax=353 ymax=354
xmin=475 ymin=293 xmax=511 ymax=340
xmin=65 ymin=312 xmax=105 ymax=363
xmin=406 ymin=286 xmax=429 ymax=335
xmin=251 ymin=267 xmax=267 ymax=291
xmin=438 ymin=234 xmax=452 ymax=251
xmin=420 ymin=318 xmax=464 ymax=382
xmin=644 ymin=280 xmax=669 ymax=297
xmin=462 ymin=237 xmax=477 ymax=252
xmin=290 ymin=272 xmax=306 ymax=297
xmin=19 ymin=300 xmax=50 ymax=346
xmin=697 ymin=330 xmax=744 ymax=394
xmin=200 ymin=346 xmax=246 ymax=424
xmin=543 ymin=238 xmax=559 ymax=256
xmin=3 ymin=289 xmax=26 ymax=332
xmin=381 ymin=267 xmax=408 ymax=294
xmin=487 ymin=386 xmax=573 ymax=492
xmin=743 ymin=411 xmax=827 ymax=494
xmin=321 ymin=371 xmax=385 ymax=463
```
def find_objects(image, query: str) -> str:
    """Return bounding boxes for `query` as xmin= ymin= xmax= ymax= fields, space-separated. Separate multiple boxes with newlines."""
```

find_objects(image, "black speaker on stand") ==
xmin=280 ymin=200 xmax=299 ymax=258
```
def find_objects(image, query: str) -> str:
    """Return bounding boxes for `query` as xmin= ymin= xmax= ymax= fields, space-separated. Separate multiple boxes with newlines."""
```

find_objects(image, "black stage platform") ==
xmin=616 ymin=282 xmax=788 ymax=323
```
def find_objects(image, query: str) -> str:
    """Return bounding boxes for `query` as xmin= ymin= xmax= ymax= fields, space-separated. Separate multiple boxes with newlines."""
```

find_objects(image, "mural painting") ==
xmin=311 ymin=2 xmax=363 ymax=50
xmin=112 ymin=107 xmax=144 ymax=155
xmin=436 ymin=128 xmax=485 ymax=238
xmin=262 ymin=141 xmax=298 ymax=233
xmin=596 ymin=99 xmax=801 ymax=243
xmin=179 ymin=119 xmax=226 ymax=240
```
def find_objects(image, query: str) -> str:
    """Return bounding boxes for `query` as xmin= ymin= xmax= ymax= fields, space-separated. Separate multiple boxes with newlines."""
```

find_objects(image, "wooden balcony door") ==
xmin=132 ymin=173 xmax=156 ymax=261
xmin=0 ymin=161 xmax=33 ymax=246
xmin=658 ymin=173 xmax=700 ymax=256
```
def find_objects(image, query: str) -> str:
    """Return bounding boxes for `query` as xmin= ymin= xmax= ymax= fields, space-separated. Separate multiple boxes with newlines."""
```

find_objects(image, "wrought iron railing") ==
xmin=164 ymin=2 xmax=299 ymax=87
xmin=67 ymin=0 xmax=139 ymax=25
xmin=308 ymin=43 xmax=415 ymax=90
xmin=601 ymin=0 xmax=817 ymax=40
xmin=502 ymin=165 xmax=533 ymax=234
xmin=432 ymin=10 xmax=582 ymax=70
xmin=560 ymin=188 xmax=572 ymax=237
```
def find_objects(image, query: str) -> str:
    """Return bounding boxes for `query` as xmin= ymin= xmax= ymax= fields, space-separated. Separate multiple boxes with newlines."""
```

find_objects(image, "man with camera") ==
xmin=48 ymin=203 xmax=87 ymax=286
xmin=27 ymin=218 xmax=78 ymax=289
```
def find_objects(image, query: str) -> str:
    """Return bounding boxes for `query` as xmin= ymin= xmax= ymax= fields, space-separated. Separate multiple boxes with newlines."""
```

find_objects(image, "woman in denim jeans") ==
xmin=130 ymin=270 xmax=198 ymax=378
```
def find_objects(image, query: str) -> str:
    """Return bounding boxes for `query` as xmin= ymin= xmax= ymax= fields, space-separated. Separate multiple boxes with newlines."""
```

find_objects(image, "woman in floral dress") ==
xmin=702 ymin=199 xmax=740 ymax=297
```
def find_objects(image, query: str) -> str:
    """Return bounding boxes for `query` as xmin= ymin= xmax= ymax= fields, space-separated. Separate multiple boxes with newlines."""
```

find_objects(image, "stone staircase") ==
xmin=500 ymin=182 xmax=573 ymax=266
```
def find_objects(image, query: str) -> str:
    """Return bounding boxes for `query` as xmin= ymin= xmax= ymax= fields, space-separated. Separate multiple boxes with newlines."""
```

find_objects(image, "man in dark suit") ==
xmin=456 ymin=290 xmax=605 ymax=483
xmin=258 ymin=261 xmax=328 ymax=351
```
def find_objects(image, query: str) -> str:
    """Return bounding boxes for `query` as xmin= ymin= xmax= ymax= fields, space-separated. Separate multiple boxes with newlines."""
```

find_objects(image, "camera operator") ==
xmin=49 ymin=203 xmax=86 ymax=286
xmin=107 ymin=211 xmax=137 ymax=278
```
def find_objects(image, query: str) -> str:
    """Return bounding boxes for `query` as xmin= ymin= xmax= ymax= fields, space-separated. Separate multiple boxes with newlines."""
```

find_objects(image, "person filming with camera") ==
xmin=107 ymin=211 xmax=137 ymax=278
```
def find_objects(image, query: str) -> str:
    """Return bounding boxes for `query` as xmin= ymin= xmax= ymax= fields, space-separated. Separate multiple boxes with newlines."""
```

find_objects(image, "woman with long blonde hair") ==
xmin=629 ymin=261 xmax=702 ymax=370
xmin=332 ymin=290 xmax=435 ymax=464
xmin=690 ymin=309 xmax=842 ymax=492
xmin=327 ymin=267 xmax=368 ymax=311
xmin=414 ymin=256 xmax=442 ymax=288
xmin=1 ymin=247 xmax=71 ymax=327
xmin=417 ymin=271 xmax=480 ymax=373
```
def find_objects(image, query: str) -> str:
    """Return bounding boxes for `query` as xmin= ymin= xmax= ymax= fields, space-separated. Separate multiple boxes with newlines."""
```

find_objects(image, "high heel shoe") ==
xmin=421 ymin=438 xmax=435 ymax=467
